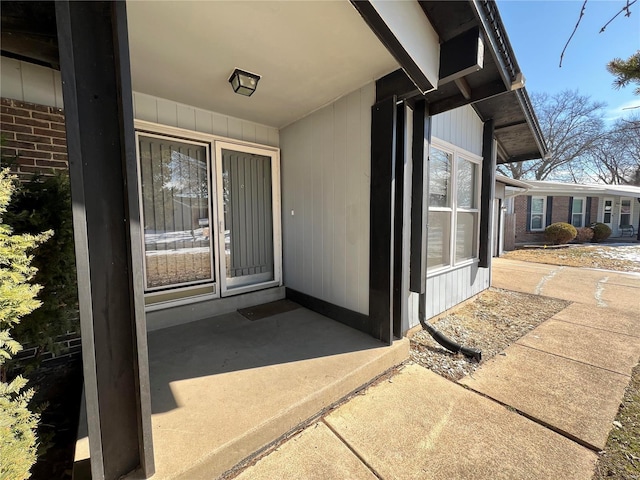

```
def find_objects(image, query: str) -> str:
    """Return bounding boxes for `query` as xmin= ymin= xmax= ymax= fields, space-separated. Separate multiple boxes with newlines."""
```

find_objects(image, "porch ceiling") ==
xmin=126 ymin=1 xmax=399 ymax=129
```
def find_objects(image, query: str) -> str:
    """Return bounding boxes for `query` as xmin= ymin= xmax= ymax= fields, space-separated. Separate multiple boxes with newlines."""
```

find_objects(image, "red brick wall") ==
xmin=551 ymin=196 xmax=570 ymax=224
xmin=1 ymin=98 xmax=68 ymax=179
xmin=514 ymin=195 xmax=545 ymax=243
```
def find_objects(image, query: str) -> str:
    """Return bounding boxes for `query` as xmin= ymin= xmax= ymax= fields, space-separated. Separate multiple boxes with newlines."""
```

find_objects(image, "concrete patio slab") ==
xmin=460 ymin=343 xmax=630 ymax=450
xmin=233 ymin=422 xmax=377 ymax=480
xmin=140 ymin=307 xmax=408 ymax=479
xmin=516 ymin=319 xmax=640 ymax=376
xmin=551 ymin=303 xmax=640 ymax=338
xmin=324 ymin=364 xmax=597 ymax=480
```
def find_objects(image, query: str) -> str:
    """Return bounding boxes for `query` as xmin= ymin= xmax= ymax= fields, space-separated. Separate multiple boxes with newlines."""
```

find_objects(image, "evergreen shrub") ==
xmin=544 ymin=222 xmax=577 ymax=245
xmin=590 ymin=222 xmax=612 ymax=243
xmin=0 ymin=169 xmax=51 ymax=480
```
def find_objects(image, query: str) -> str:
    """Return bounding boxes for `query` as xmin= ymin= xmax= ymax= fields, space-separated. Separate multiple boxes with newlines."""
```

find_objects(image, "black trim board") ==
xmin=350 ymin=1 xmax=435 ymax=94
xmin=439 ymin=27 xmax=483 ymax=85
xmin=568 ymin=196 xmax=574 ymax=224
xmin=55 ymin=2 xmax=153 ymax=479
xmin=585 ymin=197 xmax=592 ymax=225
xmin=546 ymin=197 xmax=553 ymax=227
xmin=526 ymin=195 xmax=532 ymax=232
xmin=410 ymin=100 xmax=429 ymax=293
xmin=479 ymin=120 xmax=495 ymax=268
xmin=369 ymin=96 xmax=397 ymax=345
xmin=392 ymin=103 xmax=405 ymax=339
xmin=286 ymin=288 xmax=370 ymax=333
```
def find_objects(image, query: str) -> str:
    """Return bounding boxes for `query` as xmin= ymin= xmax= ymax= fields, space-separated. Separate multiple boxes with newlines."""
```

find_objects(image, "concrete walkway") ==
xmin=230 ymin=259 xmax=640 ymax=479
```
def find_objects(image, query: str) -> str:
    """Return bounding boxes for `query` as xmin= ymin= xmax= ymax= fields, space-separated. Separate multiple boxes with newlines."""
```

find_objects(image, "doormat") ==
xmin=238 ymin=299 xmax=301 ymax=321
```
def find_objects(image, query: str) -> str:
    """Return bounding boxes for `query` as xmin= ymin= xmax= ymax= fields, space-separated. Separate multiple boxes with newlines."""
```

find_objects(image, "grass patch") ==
xmin=593 ymin=362 xmax=640 ymax=479
xmin=503 ymin=245 xmax=640 ymax=273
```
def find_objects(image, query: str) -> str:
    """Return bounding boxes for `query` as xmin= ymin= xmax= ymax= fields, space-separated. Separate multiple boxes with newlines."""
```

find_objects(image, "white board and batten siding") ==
xmin=0 ymin=57 xmax=279 ymax=147
xmin=407 ymin=105 xmax=489 ymax=328
xmin=132 ymin=92 xmax=279 ymax=147
xmin=1 ymin=57 xmax=64 ymax=108
xmin=431 ymin=105 xmax=484 ymax=157
xmin=280 ymin=83 xmax=373 ymax=316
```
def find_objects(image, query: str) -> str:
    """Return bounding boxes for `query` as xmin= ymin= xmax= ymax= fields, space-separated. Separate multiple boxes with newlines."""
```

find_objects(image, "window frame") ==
xmin=427 ymin=138 xmax=482 ymax=276
xmin=571 ymin=197 xmax=586 ymax=228
xmin=620 ymin=197 xmax=633 ymax=226
xmin=134 ymin=120 xmax=282 ymax=307
xmin=529 ymin=195 xmax=547 ymax=232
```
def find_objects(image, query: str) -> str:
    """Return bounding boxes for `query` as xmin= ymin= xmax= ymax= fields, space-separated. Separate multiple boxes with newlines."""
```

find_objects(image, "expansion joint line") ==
xmin=595 ymin=277 xmax=609 ymax=307
xmin=321 ymin=419 xmax=384 ymax=480
xmin=534 ymin=266 xmax=564 ymax=295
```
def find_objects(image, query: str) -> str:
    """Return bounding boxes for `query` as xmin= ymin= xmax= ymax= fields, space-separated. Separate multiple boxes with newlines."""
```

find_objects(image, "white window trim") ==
xmin=134 ymin=120 xmax=282 ymax=307
xmin=620 ymin=197 xmax=633 ymax=226
xmin=529 ymin=195 xmax=547 ymax=231
xmin=427 ymin=138 xmax=482 ymax=277
xmin=571 ymin=196 xmax=586 ymax=228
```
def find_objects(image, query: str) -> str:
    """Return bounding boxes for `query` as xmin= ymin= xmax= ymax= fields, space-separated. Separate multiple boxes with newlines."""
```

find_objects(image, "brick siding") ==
xmin=1 ymin=97 xmax=68 ymax=179
xmin=551 ymin=196 xmax=570 ymax=224
xmin=589 ymin=197 xmax=599 ymax=224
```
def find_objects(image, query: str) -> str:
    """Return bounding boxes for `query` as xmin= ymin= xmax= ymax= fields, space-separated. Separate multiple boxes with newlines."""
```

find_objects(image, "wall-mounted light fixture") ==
xmin=229 ymin=68 xmax=261 ymax=97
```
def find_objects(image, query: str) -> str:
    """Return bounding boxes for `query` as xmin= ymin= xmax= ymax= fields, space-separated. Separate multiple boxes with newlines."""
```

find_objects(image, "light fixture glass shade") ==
xmin=229 ymin=69 xmax=260 ymax=97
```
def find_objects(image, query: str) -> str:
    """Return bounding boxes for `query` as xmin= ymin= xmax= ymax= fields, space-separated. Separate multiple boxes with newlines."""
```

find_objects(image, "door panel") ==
xmin=216 ymin=143 xmax=280 ymax=295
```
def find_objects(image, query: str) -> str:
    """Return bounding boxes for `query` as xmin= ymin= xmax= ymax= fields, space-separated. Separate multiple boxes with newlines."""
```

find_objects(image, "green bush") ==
xmin=4 ymin=173 xmax=78 ymax=363
xmin=544 ymin=222 xmax=577 ymax=245
xmin=574 ymin=227 xmax=594 ymax=243
xmin=0 ymin=169 xmax=51 ymax=480
xmin=590 ymin=222 xmax=612 ymax=243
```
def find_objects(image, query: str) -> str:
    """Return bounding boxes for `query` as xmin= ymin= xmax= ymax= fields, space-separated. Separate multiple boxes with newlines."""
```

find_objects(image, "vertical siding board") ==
xmin=333 ymin=96 xmax=348 ymax=307
xmin=1 ymin=57 xmax=23 ymax=101
xmin=268 ymin=128 xmax=280 ymax=148
xmin=320 ymin=105 xmax=335 ymax=301
xmin=157 ymin=99 xmax=178 ymax=126
xmin=195 ymin=109 xmax=214 ymax=134
xmin=132 ymin=93 xmax=158 ymax=123
xmin=359 ymin=85 xmax=372 ymax=314
xmin=311 ymin=113 xmax=324 ymax=298
xmin=53 ymin=70 xmax=64 ymax=108
xmin=242 ymin=121 xmax=256 ymax=143
xmin=345 ymin=90 xmax=361 ymax=311
xmin=255 ymin=125 xmax=270 ymax=145
xmin=227 ymin=117 xmax=243 ymax=140
xmin=20 ymin=62 xmax=56 ymax=107
xmin=212 ymin=114 xmax=229 ymax=137
xmin=177 ymin=105 xmax=196 ymax=131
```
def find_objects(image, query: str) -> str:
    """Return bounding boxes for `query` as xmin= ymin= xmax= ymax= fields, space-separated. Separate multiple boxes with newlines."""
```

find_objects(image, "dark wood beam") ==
xmin=56 ymin=2 xmax=154 ymax=479
xmin=430 ymin=80 xmax=506 ymax=116
xmin=479 ymin=120 xmax=495 ymax=268
xmin=376 ymin=69 xmax=421 ymax=103
xmin=369 ymin=96 xmax=397 ymax=345
xmin=409 ymin=100 xmax=430 ymax=294
xmin=351 ymin=1 xmax=435 ymax=94
xmin=454 ymin=77 xmax=472 ymax=100
xmin=392 ymin=102 xmax=405 ymax=339
xmin=438 ymin=27 xmax=483 ymax=85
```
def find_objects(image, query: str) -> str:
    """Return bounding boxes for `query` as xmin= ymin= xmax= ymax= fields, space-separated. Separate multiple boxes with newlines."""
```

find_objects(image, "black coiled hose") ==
xmin=417 ymin=291 xmax=482 ymax=362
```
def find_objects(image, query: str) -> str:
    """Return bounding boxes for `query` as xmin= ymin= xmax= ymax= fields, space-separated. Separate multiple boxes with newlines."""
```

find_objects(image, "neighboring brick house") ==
xmin=508 ymin=180 xmax=640 ymax=246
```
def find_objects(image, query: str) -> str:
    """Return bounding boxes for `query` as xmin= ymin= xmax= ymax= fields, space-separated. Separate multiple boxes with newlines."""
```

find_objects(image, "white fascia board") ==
xmin=369 ymin=0 xmax=440 ymax=90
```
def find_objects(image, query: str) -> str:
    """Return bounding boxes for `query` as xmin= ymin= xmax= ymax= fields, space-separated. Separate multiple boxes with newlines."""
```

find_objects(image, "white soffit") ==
xmin=126 ymin=1 xmax=399 ymax=129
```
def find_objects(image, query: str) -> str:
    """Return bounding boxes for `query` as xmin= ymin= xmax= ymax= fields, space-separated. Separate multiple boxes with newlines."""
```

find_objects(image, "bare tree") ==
xmin=497 ymin=90 xmax=605 ymax=180
xmin=573 ymin=115 xmax=640 ymax=184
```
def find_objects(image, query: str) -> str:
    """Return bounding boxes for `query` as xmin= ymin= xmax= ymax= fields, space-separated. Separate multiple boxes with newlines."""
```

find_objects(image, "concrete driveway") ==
xmin=229 ymin=259 xmax=640 ymax=480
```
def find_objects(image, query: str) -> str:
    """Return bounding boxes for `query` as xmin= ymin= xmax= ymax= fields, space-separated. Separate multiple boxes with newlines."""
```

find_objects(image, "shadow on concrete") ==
xmin=147 ymin=306 xmax=384 ymax=414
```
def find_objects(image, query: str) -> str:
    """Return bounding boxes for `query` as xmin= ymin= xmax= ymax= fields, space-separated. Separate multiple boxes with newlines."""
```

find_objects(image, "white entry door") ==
xmin=602 ymin=197 xmax=613 ymax=229
xmin=215 ymin=142 xmax=281 ymax=296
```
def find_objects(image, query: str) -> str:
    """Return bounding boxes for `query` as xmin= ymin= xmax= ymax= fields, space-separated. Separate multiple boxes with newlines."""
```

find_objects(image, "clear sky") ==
xmin=497 ymin=0 xmax=640 ymax=123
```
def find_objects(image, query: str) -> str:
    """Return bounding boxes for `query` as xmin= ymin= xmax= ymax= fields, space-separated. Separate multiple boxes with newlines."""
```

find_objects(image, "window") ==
xmin=427 ymin=142 xmax=481 ymax=272
xmin=603 ymin=199 xmax=613 ymax=224
xmin=620 ymin=198 xmax=632 ymax=226
xmin=571 ymin=197 xmax=586 ymax=228
xmin=529 ymin=196 xmax=546 ymax=231
xmin=136 ymin=128 xmax=281 ymax=304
